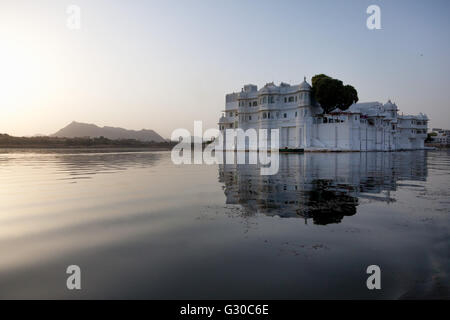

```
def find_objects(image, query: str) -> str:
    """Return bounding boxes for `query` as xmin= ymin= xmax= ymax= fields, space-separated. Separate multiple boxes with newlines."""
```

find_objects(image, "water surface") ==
xmin=0 ymin=149 xmax=449 ymax=299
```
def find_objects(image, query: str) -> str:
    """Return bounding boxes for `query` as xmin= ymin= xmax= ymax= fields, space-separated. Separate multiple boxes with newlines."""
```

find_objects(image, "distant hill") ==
xmin=52 ymin=121 xmax=166 ymax=142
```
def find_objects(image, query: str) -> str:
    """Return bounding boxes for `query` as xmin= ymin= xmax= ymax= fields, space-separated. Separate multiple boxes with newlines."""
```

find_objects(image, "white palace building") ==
xmin=218 ymin=78 xmax=429 ymax=151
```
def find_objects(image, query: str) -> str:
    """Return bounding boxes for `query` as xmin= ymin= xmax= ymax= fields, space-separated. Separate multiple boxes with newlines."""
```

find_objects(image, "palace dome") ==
xmin=299 ymin=77 xmax=312 ymax=91
xmin=384 ymin=100 xmax=397 ymax=111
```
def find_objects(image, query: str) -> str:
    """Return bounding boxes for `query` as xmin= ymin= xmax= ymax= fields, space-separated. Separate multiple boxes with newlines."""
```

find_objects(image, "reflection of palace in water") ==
xmin=218 ymin=151 xmax=428 ymax=225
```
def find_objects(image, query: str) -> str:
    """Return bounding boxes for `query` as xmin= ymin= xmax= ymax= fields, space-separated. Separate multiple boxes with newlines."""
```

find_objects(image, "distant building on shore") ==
xmin=430 ymin=128 xmax=450 ymax=145
xmin=218 ymin=79 xmax=429 ymax=151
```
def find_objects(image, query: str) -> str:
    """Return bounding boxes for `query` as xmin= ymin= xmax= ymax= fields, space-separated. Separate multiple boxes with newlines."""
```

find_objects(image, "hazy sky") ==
xmin=1 ymin=0 xmax=449 ymax=138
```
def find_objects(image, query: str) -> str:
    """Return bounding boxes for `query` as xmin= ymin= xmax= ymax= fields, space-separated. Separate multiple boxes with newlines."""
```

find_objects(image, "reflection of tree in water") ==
xmin=218 ymin=151 xmax=428 ymax=226
xmin=303 ymin=180 xmax=358 ymax=225
xmin=219 ymin=168 xmax=359 ymax=225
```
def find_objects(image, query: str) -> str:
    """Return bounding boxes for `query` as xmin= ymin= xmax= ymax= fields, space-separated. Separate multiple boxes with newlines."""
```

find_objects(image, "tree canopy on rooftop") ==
xmin=311 ymin=74 xmax=359 ymax=114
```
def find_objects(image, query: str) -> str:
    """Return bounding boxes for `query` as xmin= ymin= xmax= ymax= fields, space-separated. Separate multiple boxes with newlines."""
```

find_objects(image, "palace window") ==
xmin=249 ymin=116 xmax=252 ymax=120
xmin=288 ymin=96 xmax=294 ymax=102
xmin=263 ymin=113 xmax=267 ymax=119
xmin=253 ymin=101 xmax=257 ymax=107
xmin=284 ymin=97 xmax=287 ymax=103
xmin=295 ymin=112 xmax=297 ymax=117
xmin=284 ymin=113 xmax=287 ymax=118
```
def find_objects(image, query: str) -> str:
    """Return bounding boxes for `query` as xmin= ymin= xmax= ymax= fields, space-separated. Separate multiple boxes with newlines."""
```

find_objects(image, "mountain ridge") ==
xmin=52 ymin=121 xmax=166 ymax=142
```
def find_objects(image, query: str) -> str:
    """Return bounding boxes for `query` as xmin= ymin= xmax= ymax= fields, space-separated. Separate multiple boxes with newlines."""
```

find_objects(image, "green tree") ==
xmin=425 ymin=132 xmax=436 ymax=143
xmin=311 ymin=74 xmax=359 ymax=113
xmin=311 ymin=74 xmax=331 ymax=88
xmin=339 ymin=85 xmax=358 ymax=109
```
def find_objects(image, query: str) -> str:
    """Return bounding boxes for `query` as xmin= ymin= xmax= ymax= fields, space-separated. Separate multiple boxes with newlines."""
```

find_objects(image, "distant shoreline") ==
xmin=0 ymin=133 xmax=176 ymax=150
xmin=0 ymin=146 xmax=172 ymax=151
xmin=0 ymin=146 xmax=174 ymax=155
xmin=424 ymin=143 xmax=450 ymax=149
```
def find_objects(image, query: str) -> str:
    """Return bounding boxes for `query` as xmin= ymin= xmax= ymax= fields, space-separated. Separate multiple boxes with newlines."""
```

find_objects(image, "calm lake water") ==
xmin=0 ymin=149 xmax=449 ymax=299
